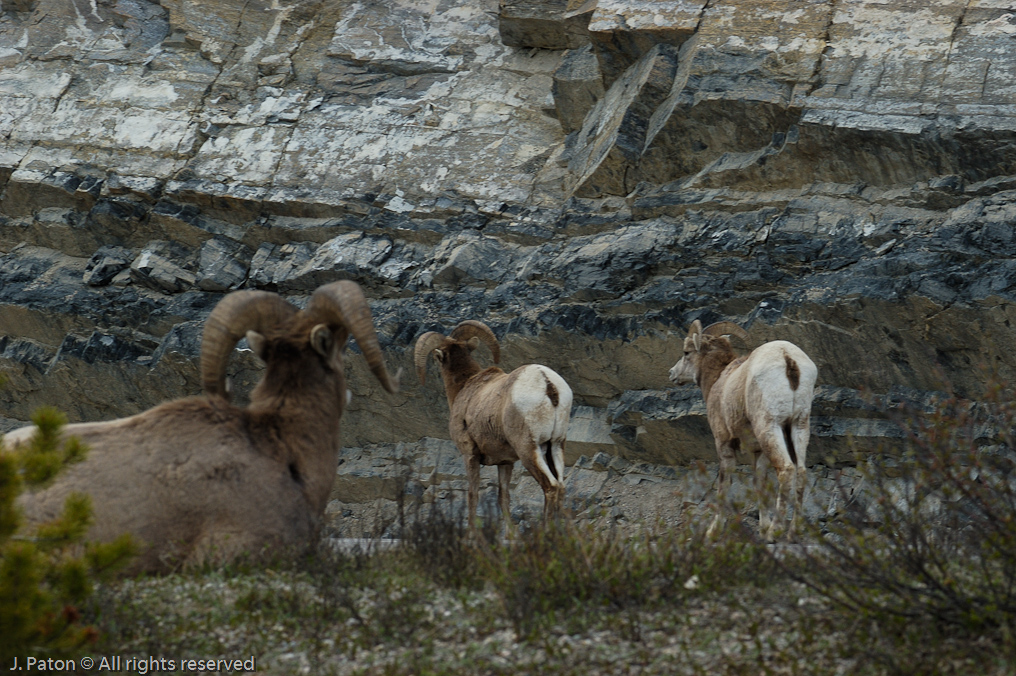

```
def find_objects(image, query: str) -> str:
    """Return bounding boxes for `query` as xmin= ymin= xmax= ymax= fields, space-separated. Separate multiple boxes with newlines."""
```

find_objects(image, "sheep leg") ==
xmin=789 ymin=418 xmax=811 ymax=538
xmin=548 ymin=438 xmax=566 ymax=517
xmin=465 ymin=453 xmax=481 ymax=530
xmin=497 ymin=463 xmax=513 ymax=533
xmin=518 ymin=440 xmax=563 ymax=521
xmin=790 ymin=465 xmax=806 ymax=540
xmin=772 ymin=464 xmax=797 ymax=542
xmin=552 ymin=438 xmax=566 ymax=494
xmin=753 ymin=449 xmax=773 ymax=535
xmin=756 ymin=423 xmax=795 ymax=542
xmin=707 ymin=438 xmax=738 ymax=538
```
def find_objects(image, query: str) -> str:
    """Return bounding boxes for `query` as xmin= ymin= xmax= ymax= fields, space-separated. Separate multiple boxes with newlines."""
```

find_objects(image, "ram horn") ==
xmin=414 ymin=331 xmax=448 ymax=385
xmin=201 ymin=290 xmax=299 ymax=400
xmin=306 ymin=280 xmax=399 ymax=394
xmin=450 ymin=320 xmax=500 ymax=363
xmin=702 ymin=321 xmax=749 ymax=342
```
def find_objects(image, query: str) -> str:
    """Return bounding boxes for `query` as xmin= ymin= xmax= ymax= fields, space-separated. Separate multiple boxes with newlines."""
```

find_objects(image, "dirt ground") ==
xmin=323 ymin=467 xmax=724 ymax=538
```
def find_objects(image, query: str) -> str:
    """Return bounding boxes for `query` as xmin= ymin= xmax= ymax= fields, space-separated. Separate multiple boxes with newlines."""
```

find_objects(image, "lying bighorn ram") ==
xmin=669 ymin=320 xmax=817 ymax=540
xmin=9 ymin=281 xmax=398 ymax=573
xmin=415 ymin=321 xmax=572 ymax=525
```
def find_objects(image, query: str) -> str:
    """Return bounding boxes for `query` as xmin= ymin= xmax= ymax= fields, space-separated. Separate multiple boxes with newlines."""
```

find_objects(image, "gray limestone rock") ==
xmin=429 ymin=232 xmax=517 ymax=288
xmin=83 ymin=246 xmax=133 ymax=287
xmin=585 ymin=0 xmax=704 ymax=89
xmin=249 ymin=234 xmax=397 ymax=292
xmin=566 ymin=43 xmax=681 ymax=197
xmin=130 ymin=241 xmax=197 ymax=293
xmin=535 ymin=219 xmax=678 ymax=299
xmin=499 ymin=0 xmax=592 ymax=50
xmin=552 ymin=44 xmax=604 ymax=134
xmin=248 ymin=242 xmax=316 ymax=292
xmin=297 ymin=232 xmax=395 ymax=287
xmin=197 ymin=237 xmax=252 ymax=292
xmin=1 ymin=0 xmax=1015 ymax=523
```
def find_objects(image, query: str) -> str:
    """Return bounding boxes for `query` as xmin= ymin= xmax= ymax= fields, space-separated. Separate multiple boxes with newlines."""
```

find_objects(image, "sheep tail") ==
xmin=543 ymin=373 xmax=560 ymax=407
xmin=784 ymin=353 xmax=800 ymax=390
xmin=540 ymin=369 xmax=569 ymax=482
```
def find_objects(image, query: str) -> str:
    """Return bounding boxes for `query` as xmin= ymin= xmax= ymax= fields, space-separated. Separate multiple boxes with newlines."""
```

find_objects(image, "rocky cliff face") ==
xmin=1 ymin=0 xmax=1015 ymax=523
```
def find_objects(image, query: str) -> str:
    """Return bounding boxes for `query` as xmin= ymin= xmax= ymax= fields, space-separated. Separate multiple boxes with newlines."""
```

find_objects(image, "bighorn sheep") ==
xmin=669 ymin=320 xmax=817 ymax=540
xmin=415 ymin=321 xmax=572 ymax=526
xmin=9 ymin=281 xmax=398 ymax=573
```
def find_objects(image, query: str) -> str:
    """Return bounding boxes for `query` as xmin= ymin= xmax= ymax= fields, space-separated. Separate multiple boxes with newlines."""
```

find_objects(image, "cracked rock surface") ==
xmin=1 ymin=0 xmax=1015 ymax=519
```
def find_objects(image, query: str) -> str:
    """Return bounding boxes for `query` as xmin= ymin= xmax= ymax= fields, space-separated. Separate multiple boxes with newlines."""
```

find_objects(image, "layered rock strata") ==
xmin=1 ymin=0 xmax=1014 ymax=519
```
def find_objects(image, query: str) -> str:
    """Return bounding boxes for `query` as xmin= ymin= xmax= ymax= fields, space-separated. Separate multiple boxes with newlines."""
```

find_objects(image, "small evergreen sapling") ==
xmin=0 ymin=406 xmax=134 ymax=663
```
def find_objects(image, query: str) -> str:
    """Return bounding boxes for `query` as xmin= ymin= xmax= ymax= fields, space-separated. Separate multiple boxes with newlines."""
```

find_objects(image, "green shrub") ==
xmin=479 ymin=515 xmax=773 ymax=639
xmin=0 ymin=407 xmax=134 ymax=663
xmin=789 ymin=379 xmax=1016 ymax=670
xmin=402 ymin=498 xmax=500 ymax=589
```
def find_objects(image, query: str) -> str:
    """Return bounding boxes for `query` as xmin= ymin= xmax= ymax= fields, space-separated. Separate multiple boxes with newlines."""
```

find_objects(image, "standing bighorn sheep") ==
xmin=9 ymin=281 xmax=398 ymax=573
xmin=669 ymin=320 xmax=817 ymax=540
xmin=415 ymin=321 xmax=572 ymax=525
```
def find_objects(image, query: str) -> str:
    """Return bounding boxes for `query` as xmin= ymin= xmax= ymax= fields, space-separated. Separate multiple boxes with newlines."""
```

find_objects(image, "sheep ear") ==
xmin=311 ymin=324 xmax=334 ymax=358
xmin=246 ymin=330 xmax=268 ymax=361
xmin=466 ymin=336 xmax=480 ymax=351
xmin=434 ymin=348 xmax=444 ymax=362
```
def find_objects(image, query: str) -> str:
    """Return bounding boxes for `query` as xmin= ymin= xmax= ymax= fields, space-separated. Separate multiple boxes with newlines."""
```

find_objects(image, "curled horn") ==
xmin=702 ymin=321 xmax=749 ymax=343
xmin=450 ymin=320 xmax=500 ymax=363
xmin=306 ymin=280 xmax=399 ymax=394
xmin=201 ymin=290 xmax=299 ymax=400
xmin=414 ymin=332 xmax=448 ymax=385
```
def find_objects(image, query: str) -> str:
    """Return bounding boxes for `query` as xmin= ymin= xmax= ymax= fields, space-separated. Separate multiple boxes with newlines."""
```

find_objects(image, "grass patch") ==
xmin=79 ymin=503 xmax=1015 ymax=674
xmin=783 ymin=379 xmax=1016 ymax=674
xmin=477 ymin=515 xmax=774 ymax=640
xmin=64 ymin=382 xmax=1016 ymax=673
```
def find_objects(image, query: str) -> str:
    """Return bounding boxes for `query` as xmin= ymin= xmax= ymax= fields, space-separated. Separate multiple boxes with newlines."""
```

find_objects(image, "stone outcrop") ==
xmin=1 ymin=0 xmax=1015 ymax=520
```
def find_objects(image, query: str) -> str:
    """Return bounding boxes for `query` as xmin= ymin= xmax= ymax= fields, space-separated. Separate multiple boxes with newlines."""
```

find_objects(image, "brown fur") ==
xmin=423 ymin=333 xmax=572 ymax=524
xmin=785 ymin=353 xmax=800 ymax=390
xmin=670 ymin=321 xmax=817 ymax=541
xmin=544 ymin=373 xmax=560 ymax=407
xmin=696 ymin=337 xmax=739 ymax=388
xmin=12 ymin=291 xmax=392 ymax=574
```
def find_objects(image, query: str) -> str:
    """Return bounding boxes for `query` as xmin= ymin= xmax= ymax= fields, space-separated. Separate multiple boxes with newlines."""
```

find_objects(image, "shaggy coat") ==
xmin=417 ymin=323 xmax=572 ymax=524
xmin=9 ymin=282 xmax=397 ymax=573
xmin=670 ymin=320 xmax=817 ymax=540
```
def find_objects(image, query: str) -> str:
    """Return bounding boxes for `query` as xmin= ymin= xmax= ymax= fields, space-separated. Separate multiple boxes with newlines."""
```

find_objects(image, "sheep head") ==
xmin=414 ymin=320 xmax=500 ymax=385
xmin=201 ymin=280 xmax=399 ymax=404
xmin=669 ymin=319 xmax=749 ymax=386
